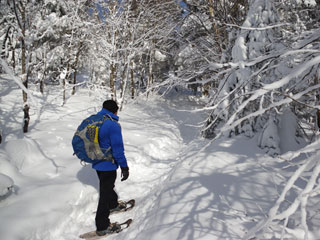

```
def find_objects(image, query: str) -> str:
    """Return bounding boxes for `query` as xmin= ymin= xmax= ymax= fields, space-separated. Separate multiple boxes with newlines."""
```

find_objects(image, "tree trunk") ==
xmin=23 ymin=103 xmax=30 ymax=133
xmin=119 ymin=59 xmax=132 ymax=111
xmin=12 ymin=47 xmax=16 ymax=73
xmin=110 ymin=63 xmax=117 ymax=100
xmin=39 ymin=51 xmax=45 ymax=94
xmin=130 ymin=60 xmax=134 ymax=99
xmin=15 ymin=0 xmax=30 ymax=133
xmin=317 ymin=110 xmax=320 ymax=130
xmin=22 ymin=71 xmax=30 ymax=133
xmin=316 ymin=73 xmax=320 ymax=130
xmin=72 ymin=68 xmax=77 ymax=95
xmin=21 ymin=28 xmax=29 ymax=132
xmin=72 ymin=42 xmax=83 ymax=95
xmin=21 ymin=49 xmax=29 ymax=133
xmin=120 ymin=63 xmax=128 ymax=99
xmin=147 ymin=49 xmax=154 ymax=98
xmin=62 ymin=74 xmax=66 ymax=105
xmin=208 ymin=0 xmax=222 ymax=53
xmin=40 ymin=76 xmax=44 ymax=94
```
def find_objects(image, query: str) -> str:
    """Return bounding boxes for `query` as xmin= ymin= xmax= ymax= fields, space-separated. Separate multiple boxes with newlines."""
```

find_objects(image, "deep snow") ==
xmin=0 ymin=75 xmax=319 ymax=240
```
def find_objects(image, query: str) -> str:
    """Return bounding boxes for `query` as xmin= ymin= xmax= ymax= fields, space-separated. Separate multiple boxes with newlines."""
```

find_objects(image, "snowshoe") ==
xmin=96 ymin=222 xmax=121 ymax=236
xmin=79 ymin=219 xmax=133 ymax=240
xmin=110 ymin=199 xmax=135 ymax=214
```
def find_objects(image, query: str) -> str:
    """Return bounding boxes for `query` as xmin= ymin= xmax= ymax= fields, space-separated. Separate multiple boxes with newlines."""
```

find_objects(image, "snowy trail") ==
xmin=0 ymin=81 xmax=271 ymax=240
xmin=0 ymin=79 xmax=189 ymax=240
xmin=30 ymin=98 xmax=186 ymax=240
xmin=3 ymin=78 xmax=315 ymax=240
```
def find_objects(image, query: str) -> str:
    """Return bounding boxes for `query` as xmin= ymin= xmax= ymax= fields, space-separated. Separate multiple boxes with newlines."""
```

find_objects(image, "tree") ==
xmin=156 ymin=0 xmax=249 ymax=102
xmin=194 ymin=0 xmax=320 ymax=238
xmin=0 ymin=0 xmax=46 ymax=132
xmin=88 ymin=0 xmax=181 ymax=109
xmin=0 ymin=0 xmax=96 ymax=131
xmin=32 ymin=0 xmax=93 ymax=102
xmin=202 ymin=0 xmax=320 ymax=146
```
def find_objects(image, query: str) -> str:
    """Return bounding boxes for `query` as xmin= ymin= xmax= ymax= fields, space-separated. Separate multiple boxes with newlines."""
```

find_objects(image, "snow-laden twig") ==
xmin=221 ymin=83 xmax=320 ymax=134
xmin=0 ymin=58 xmax=40 ymax=121
xmin=243 ymin=150 xmax=320 ymax=240
xmin=281 ymin=138 xmax=320 ymax=161
xmin=226 ymin=22 xmax=289 ymax=30
xmin=225 ymin=55 xmax=320 ymax=129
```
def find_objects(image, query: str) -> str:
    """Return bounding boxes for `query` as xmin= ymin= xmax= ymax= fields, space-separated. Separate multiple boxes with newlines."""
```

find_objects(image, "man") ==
xmin=93 ymin=100 xmax=129 ymax=236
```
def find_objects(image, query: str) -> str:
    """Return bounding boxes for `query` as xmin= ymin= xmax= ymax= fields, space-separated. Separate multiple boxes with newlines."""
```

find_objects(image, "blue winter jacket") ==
xmin=92 ymin=108 xmax=128 ymax=171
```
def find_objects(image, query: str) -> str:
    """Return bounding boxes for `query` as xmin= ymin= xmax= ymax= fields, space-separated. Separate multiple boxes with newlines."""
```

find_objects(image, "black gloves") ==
xmin=121 ymin=167 xmax=129 ymax=181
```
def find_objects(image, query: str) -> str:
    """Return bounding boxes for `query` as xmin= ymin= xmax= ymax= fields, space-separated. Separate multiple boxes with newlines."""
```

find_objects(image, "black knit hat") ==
xmin=103 ymin=100 xmax=119 ymax=114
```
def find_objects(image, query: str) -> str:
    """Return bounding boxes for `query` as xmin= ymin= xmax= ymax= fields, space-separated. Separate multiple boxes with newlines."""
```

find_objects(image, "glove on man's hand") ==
xmin=121 ymin=167 xmax=129 ymax=181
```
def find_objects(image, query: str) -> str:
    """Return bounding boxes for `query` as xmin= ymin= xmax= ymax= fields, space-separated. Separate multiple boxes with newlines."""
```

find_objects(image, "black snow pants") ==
xmin=95 ymin=170 xmax=118 ymax=231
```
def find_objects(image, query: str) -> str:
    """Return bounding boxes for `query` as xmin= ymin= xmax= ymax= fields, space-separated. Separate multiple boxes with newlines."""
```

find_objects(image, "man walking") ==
xmin=93 ymin=100 xmax=129 ymax=236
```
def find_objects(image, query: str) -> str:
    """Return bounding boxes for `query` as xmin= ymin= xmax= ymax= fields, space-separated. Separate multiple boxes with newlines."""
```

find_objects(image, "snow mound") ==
xmin=4 ymin=138 xmax=45 ymax=172
xmin=278 ymin=107 xmax=302 ymax=153
xmin=0 ymin=150 xmax=19 ymax=179
xmin=0 ymin=173 xmax=14 ymax=197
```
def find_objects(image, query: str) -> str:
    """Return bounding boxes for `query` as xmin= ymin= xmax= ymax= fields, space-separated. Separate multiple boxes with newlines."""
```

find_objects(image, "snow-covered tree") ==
xmin=194 ymin=0 xmax=320 ymax=238
xmin=31 ymin=0 xmax=94 ymax=102
xmin=87 ymin=0 xmax=181 ymax=108
xmin=163 ymin=0 xmax=248 ymax=98
xmin=0 ymin=0 xmax=47 ymax=132
xmin=202 ymin=0 xmax=279 ymax=137
xmin=0 ymin=0 xmax=97 ymax=129
xmin=202 ymin=0 xmax=320 ymax=152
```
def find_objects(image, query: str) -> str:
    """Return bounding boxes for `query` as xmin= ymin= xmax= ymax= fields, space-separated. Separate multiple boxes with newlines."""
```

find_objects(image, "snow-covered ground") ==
xmin=0 ymin=75 xmax=319 ymax=240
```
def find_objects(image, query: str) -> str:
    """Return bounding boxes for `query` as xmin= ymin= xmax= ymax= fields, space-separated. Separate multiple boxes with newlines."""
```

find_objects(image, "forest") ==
xmin=1 ymin=0 xmax=320 ymax=140
xmin=1 ymin=0 xmax=320 ymax=239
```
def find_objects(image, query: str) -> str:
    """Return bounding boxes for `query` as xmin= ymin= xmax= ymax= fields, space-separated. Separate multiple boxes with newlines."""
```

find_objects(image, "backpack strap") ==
xmin=97 ymin=114 xmax=119 ymax=163
xmin=103 ymin=114 xmax=117 ymax=122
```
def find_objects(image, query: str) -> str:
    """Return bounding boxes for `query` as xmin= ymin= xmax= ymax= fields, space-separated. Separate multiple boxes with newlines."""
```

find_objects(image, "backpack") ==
xmin=72 ymin=114 xmax=114 ymax=164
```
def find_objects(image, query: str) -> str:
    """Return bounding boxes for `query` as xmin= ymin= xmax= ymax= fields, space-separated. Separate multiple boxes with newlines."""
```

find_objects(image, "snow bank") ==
xmin=0 ymin=173 xmax=13 ymax=197
xmin=0 ymin=78 xmax=185 ymax=240
xmin=4 ymin=138 xmax=45 ymax=171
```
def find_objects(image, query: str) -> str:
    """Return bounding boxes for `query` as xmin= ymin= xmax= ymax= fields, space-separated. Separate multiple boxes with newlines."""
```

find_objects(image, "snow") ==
xmin=278 ymin=107 xmax=301 ymax=153
xmin=295 ymin=0 xmax=317 ymax=7
xmin=1 ymin=74 xmax=320 ymax=240
xmin=0 ymin=173 xmax=13 ymax=197
xmin=154 ymin=50 xmax=167 ymax=62
xmin=258 ymin=115 xmax=280 ymax=156
xmin=232 ymin=36 xmax=247 ymax=61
